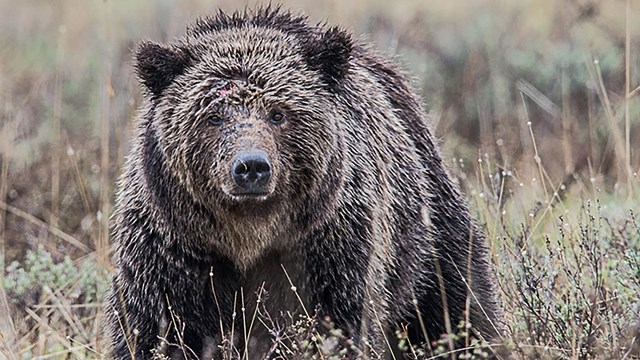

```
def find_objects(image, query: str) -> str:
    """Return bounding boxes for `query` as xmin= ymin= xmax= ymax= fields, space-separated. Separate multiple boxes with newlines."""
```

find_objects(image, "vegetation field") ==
xmin=0 ymin=0 xmax=639 ymax=358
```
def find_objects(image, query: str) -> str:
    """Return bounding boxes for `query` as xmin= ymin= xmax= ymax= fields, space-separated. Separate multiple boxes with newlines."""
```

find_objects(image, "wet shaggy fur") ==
xmin=106 ymin=6 xmax=501 ymax=359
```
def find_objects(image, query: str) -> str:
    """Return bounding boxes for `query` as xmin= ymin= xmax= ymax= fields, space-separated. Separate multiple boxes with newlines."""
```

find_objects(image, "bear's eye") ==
xmin=270 ymin=112 xmax=285 ymax=125
xmin=207 ymin=114 xmax=224 ymax=126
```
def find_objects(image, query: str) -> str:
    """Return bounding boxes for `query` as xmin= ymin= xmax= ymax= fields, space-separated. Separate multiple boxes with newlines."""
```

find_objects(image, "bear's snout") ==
xmin=230 ymin=150 xmax=272 ymax=195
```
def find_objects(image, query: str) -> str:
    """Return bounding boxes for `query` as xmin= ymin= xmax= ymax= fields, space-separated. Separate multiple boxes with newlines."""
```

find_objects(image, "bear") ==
xmin=105 ymin=6 xmax=502 ymax=360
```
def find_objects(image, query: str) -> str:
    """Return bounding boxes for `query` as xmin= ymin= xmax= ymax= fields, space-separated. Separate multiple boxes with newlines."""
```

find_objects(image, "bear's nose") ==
xmin=231 ymin=151 xmax=272 ymax=194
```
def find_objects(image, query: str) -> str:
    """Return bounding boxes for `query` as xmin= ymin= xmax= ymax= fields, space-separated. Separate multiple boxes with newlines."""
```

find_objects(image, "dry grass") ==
xmin=1 ymin=0 xmax=639 ymax=359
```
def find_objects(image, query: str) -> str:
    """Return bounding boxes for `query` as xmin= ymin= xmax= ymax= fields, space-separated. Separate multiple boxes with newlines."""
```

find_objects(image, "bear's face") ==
xmin=137 ymin=27 xmax=349 ymax=216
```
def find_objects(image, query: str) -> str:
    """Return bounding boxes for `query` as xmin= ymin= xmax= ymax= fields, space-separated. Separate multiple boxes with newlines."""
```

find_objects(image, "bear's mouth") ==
xmin=223 ymin=190 xmax=279 ymax=216
xmin=228 ymin=192 xmax=271 ymax=201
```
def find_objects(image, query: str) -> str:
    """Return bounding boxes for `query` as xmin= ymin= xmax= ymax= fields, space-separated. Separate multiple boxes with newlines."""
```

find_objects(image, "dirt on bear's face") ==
xmin=153 ymin=28 xmax=339 ymax=219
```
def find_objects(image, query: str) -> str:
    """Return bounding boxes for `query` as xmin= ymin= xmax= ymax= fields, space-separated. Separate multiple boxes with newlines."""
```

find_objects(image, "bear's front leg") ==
xmin=107 ymin=262 xmax=166 ymax=360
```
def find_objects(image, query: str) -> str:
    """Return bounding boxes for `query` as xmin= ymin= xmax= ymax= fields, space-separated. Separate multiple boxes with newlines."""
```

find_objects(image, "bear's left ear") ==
xmin=134 ymin=41 xmax=193 ymax=97
xmin=304 ymin=27 xmax=353 ymax=89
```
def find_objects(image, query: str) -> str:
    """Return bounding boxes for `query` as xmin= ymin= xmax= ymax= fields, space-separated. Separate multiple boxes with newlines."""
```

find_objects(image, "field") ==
xmin=1 ymin=0 xmax=639 ymax=358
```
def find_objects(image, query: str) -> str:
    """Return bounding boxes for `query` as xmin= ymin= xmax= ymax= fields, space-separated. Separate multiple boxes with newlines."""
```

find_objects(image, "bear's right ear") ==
xmin=134 ymin=41 xmax=192 ymax=97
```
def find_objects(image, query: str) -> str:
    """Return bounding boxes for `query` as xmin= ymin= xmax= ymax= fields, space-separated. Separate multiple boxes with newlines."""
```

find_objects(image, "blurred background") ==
xmin=0 ymin=0 xmax=638 ymax=358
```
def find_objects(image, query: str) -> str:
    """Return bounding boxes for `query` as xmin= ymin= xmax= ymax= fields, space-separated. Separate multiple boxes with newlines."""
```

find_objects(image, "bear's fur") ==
xmin=106 ymin=6 xmax=501 ymax=359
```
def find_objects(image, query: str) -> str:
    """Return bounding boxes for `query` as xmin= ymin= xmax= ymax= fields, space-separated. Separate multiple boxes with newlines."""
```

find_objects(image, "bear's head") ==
xmin=135 ymin=8 xmax=352 ymax=218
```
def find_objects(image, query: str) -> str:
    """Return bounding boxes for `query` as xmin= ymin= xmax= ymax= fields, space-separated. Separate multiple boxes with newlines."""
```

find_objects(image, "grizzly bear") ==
xmin=105 ymin=6 xmax=501 ymax=359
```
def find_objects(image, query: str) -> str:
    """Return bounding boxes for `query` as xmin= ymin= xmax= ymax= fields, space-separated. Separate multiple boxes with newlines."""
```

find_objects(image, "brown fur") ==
xmin=105 ymin=6 xmax=502 ymax=359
